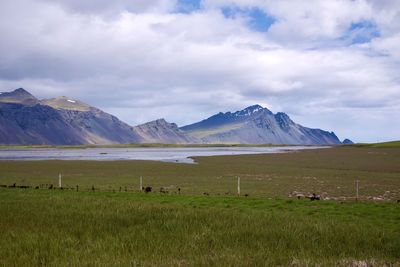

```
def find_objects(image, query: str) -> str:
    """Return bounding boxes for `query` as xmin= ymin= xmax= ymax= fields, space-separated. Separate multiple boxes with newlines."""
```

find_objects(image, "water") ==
xmin=0 ymin=146 xmax=327 ymax=163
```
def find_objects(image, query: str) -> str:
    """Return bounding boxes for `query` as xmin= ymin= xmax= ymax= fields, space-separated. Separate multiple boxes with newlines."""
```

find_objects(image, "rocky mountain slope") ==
xmin=0 ymin=89 xmax=143 ymax=145
xmin=0 ymin=88 xmax=39 ymax=105
xmin=181 ymin=105 xmax=342 ymax=145
xmin=133 ymin=119 xmax=198 ymax=144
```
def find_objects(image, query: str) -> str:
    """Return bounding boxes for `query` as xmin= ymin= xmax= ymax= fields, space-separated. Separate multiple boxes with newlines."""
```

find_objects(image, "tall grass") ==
xmin=0 ymin=189 xmax=399 ymax=266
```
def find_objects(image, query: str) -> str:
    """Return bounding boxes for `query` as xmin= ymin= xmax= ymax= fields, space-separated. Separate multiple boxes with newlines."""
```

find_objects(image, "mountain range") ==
xmin=181 ymin=105 xmax=342 ymax=145
xmin=0 ymin=88 xmax=350 ymax=145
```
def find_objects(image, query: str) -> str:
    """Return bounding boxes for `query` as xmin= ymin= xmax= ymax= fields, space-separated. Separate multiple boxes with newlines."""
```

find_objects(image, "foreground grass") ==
xmin=0 ymin=189 xmax=399 ymax=266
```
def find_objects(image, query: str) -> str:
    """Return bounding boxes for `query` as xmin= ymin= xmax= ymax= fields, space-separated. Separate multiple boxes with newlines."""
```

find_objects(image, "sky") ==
xmin=0 ymin=0 xmax=399 ymax=143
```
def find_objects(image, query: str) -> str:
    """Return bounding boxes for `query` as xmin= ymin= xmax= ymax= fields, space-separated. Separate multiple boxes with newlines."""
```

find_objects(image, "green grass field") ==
xmin=0 ymin=146 xmax=399 ymax=266
xmin=0 ymin=189 xmax=399 ymax=266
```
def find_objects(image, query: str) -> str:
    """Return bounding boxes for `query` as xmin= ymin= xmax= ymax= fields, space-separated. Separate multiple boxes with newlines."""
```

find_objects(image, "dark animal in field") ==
xmin=48 ymin=184 xmax=53 ymax=189
xmin=17 ymin=185 xmax=30 ymax=189
xmin=178 ymin=187 xmax=181 ymax=194
xmin=203 ymin=192 xmax=209 ymax=196
xmin=9 ymin=183 xmax=16 ymax=188
xmin=310 ymin=193 xmax=320 ymax=201
xmin=0 ymin=185 xmax=7 ymax=188
xmin=143 ymin=186 xmax=152 ymax=193
xmin=244 ymin=194 xmax=249 ymax=197
xmin=35 ymin=186 xmax=39 ymax=189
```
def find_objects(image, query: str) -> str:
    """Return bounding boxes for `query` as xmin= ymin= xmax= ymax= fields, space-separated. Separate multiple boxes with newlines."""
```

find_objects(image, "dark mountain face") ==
xmin=55 ymin=108 xmax=143 ymax=144
xmin=0 ymin=89 xmax=143 ymax=145
xmin=274 ymin=112 xmax=294 ymax=132
xmin=181 ymin=105 xmax=342 ymax=145
xmin=0 ymin=103 xmax=86 ymax=145
xmin=181 ymin=105 xmax=273 ymax=132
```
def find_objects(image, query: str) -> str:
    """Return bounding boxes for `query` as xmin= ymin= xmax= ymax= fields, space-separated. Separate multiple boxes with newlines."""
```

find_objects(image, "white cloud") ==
xmin=203 ymin=0 xmax=373 ymax=44
xmin=38 ymin=0 xmax=175 ymax=15
xmin=0 ymin=0 xmax=399 ymax=142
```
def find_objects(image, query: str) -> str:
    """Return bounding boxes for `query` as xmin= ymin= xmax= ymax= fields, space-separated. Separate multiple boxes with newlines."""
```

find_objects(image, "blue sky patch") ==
xmin=221 ymin=6 xmax=275 ymax=32
xmin=175 ymin=0 xmax=202 ymax=14
xmin=347 ymin=20 xmax=380 ymax=44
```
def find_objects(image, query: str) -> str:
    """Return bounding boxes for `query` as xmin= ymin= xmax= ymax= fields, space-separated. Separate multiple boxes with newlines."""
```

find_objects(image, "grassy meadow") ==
xmin=0 ymin=146 xmax=399 ymax=266
xmin=350 ymin=140 xmax=400 ymax=148
xmin=0 ymin=146 xmax=399 ymax=199
xmin=0 ymin=189 xmax=399 ymax=266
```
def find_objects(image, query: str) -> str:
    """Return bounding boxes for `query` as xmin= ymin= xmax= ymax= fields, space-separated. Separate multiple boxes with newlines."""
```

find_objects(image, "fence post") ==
xmin=140 ymin=176 xmax=143 ymax=191
xmin=237 ymin=176 xmax=241 ymax=197
xmin=355 ymin=180 xmax=359 ymax=202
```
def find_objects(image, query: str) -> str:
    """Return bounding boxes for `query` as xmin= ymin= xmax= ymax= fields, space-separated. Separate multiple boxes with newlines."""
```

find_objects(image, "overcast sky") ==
xmin=1 ymin=0 xmax=399 ymax=142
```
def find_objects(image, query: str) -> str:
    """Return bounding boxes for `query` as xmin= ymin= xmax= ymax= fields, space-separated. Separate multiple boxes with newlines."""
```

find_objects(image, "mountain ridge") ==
xmin=0 ymin=88 xmax=39 ymax=106
xmin=0 ymin=88 xmax=350 ymax=145
xmin=182 ymin=105 xmax=342 ymax=145
xmin=41 ymin=96 xmax=92 ymax=112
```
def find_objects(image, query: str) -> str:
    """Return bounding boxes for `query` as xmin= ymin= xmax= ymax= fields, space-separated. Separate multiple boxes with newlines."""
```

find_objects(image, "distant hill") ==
xmin=181 ymin=105 xmax=342 ymax=145
xmin=342 ymin=139 xmax=354 ymax=145
xmin=133 ymin=119 xmax=198 ymax=144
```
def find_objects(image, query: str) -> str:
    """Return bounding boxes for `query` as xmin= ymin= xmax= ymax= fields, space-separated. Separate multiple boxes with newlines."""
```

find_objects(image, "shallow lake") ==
xmin=0 ymin=146 xmax=327 ymax=163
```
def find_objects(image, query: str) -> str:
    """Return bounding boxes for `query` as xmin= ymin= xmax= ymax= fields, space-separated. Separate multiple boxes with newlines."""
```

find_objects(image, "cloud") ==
xmin=38 ymin=0 xmax=175 ymax=15
xmin=0 ymin=0 xmax=399 ymax=142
